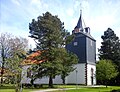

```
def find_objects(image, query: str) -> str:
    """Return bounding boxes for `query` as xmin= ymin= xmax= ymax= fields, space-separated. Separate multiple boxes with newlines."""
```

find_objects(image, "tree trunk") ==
xmin=15 ymin=84 xmax=19 ymax=92
xmin=31 ymin=78 xmax=34 ymax=85
xmin=62 ymin=77 xmax=65 ymax=84
xmin=105 ymin=81 xmax=108 ymax=88
xmin=15 ymin=75 xmax=21 ymax=92
xmin=63 ymin=78 xmax=65 ymax=84
xmin=49 ymin=75 xmax=53 ymax=88
xmin=1 ymin=48 xmax=5 ymax=85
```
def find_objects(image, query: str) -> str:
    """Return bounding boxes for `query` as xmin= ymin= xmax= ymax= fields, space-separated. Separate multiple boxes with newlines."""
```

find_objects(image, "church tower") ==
xmin=66 ymin=11 xmax=96 ymax=85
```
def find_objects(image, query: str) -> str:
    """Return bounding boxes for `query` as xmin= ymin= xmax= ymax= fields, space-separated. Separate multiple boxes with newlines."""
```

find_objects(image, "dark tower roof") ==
xmin=73 ymin=10 xmax=84 ymax=33
xmin=75 ymin=12 xmax=83 ymax=30
xmin=72 ymin=10 xmax=95 ymax=41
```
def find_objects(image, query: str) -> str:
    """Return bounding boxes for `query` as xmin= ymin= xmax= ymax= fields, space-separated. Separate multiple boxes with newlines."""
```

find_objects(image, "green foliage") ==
xmin=98 ymin=28 xmax=120 ymax=85
xmin=0 ymin=33 xmax=13 ymax=85
xmin=65 ymin=34 xmax=75 ymax=44
xmin=29 ymin=12 xmax=69 ymax=50
xmin=29 ymin=12 xmax=77 ymax=87
xmin=59 ymin=48 xmax=78 ymax=84
xmin=0 ymin=34 xmax=28 ymax=91
xmin=99 ymin=28 xmax=120 ymax=63
xmin=96 ymin=60 xmax=118 ymax=87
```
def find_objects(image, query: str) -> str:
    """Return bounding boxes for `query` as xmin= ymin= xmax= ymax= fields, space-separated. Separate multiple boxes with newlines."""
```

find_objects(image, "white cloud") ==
xmin=73 ymin=0 xmax=80 ymax=10
xmin=90 ymin=15 xmax=115 ymax=32
xmin=81 ymin=0 xmax=90 ymax=15
xmin=11 ymin=0 xmax=20 ymax=6
xmin=81 ymin=0 xmax=89 ymax=10
xmin=30 ymin=0 xmax=48 ymax=10
xmin=30 ymin=0 xmax=41 ymax=4
xmin=66 ymin=8 xmax=74 ymax=17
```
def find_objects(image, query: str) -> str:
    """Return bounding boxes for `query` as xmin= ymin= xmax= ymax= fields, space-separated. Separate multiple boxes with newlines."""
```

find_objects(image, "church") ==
xmin=65 ymin=11 xmax=96 ymax=85
xmin=21 ymin=11 xmax=96 ymax=85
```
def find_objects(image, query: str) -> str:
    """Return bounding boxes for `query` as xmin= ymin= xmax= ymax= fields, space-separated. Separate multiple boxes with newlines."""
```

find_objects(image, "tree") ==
xmin=0 ymin=33 xmax=13 ymax=85
xmin=29 ymin=12 xmax=77 ymax=87
xmin=59 ymin=48 xmax=78 ymax=84
xmin=96 ymin=60 xmax=118 ymax=88
xmin=99 ymin=28 xmax=120 ymax=62
xmin=7 ymin=53 xmax=24 ymax=92
xmin=6 ymin=37 xmax=28 ymax=92
xmin=0 ymin=33 xmax=28 ymax=91
xmin=98 ymin=28 xmax=120 ymax=85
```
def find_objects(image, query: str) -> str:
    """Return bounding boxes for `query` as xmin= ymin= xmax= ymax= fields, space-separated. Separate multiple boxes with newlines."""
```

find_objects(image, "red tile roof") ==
xmin=22 ymin=50 xmax=45 ymax=65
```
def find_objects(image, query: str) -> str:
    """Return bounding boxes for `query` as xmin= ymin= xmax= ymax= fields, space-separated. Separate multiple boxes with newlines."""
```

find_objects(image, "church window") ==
xmin=74 ymin=42 xmax=78 ymax=46
xmin=91 ymin=68 xmax=94 ymax=85
xmin=91 ymin=68 xmax=94 ymax=77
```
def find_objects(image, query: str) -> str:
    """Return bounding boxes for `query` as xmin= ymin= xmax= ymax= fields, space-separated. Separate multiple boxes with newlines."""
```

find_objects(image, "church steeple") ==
xmin=76 ymin=10 xmax=83 ymax=31
xmin=73 ymin=10 xmax=84 ymax=33
xmin=73 ymin=10 xmax=91 ymax=35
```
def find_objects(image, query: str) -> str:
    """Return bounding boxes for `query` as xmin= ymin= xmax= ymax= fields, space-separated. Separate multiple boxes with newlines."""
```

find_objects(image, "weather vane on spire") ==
xmin=80 ymin=3 xmax=82 ymax=15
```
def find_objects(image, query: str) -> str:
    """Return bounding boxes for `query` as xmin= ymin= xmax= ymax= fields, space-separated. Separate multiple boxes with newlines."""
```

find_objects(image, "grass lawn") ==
xmin=65 ymin=86 xmax=120 ymax=92
xmin=0 ymin=84 xmax=38 ymax=92
xmin=0 ymin=89 xmax=39 ymax=92
xmin=0 ymin=88 xmax=40 ymax=92
xmin=0 ymin=84 xmax=120 ymax=92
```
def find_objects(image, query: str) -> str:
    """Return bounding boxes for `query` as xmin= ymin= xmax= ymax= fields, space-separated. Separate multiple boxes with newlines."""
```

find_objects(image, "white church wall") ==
xmin=34 ymin=75 xmax=63 ymax=84
xmin=21 ymin=63 xmax=96 ymax=85
xmin=66 ymin=64 xmax=86 ymax=84
xmin=87 ymin=64 xmax=96 ymax=85
xmin=21 ymin=65 xmax=63 ymax=84
xmin=34 ymin=77 xmax=49 ymax=84
xmin=21 ymin=65 xmax=31 ymax=84
xmin=53 ymin=75 xmax=63 ymax=84
xmin=33 ymin=75 xmax=63 ymax=84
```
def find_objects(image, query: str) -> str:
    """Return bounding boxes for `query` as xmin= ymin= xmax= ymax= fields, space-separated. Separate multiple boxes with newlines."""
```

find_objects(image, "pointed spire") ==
xmin=76 ymin=10 xmax=83 ymax=30
xmin=73 ymin=9 xmax=83 ymax=33
xmin=72 ymin=4 xmax=91 ymax=35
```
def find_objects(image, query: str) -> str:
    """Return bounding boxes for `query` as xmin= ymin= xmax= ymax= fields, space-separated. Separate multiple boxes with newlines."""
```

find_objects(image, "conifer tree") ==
xmin=99 ymin=28 xmax=120 ymax=62
xmin=99 ymin=28 xmax=120 ymax=85
xmin=29 ymin=12 xmax=77 ymax=87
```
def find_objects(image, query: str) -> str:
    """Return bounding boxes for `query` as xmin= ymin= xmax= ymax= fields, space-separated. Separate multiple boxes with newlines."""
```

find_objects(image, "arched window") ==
xmin=91 ymin=68 xmax=94 ymax=85
xmin=91 ymin=68 xmax=94 ymax=77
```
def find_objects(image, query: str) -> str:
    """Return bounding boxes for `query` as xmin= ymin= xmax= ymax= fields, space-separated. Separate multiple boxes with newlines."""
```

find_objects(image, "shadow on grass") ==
xmin=0 ymin=84 xmax=60 ymax=89
xmin=0 ymin=85 xmax=15 ymax=89
xmin=111 ymin=89 xmax=120 ymax=92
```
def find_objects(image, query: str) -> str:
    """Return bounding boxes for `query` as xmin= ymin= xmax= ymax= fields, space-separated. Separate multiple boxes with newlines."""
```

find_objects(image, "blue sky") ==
xmin=1 ymin=0 xmax=120 ymax=55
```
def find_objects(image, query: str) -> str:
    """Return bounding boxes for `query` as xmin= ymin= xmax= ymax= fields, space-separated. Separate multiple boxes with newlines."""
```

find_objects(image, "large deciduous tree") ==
xmin=96 ymin=60 xmax=118 ymax=88
xmin=0 ymin=33 xmax=28 ymax=92
xmin=7 ymin=37 xmax=28 ymax=92
xmin=29 ymin=12 xmax=77 ymax=87
xmin=98 ymin=28 xmax=120 ymax=85
xmin=0 ymin=33 xmax=13 ymax=85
